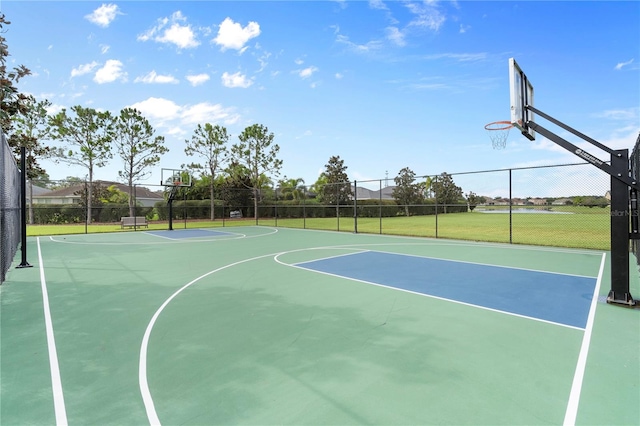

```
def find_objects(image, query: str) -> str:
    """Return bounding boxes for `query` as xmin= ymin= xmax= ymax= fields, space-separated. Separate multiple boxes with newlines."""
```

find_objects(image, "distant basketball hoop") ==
xmin=485 ymin=121 xmax=513 ymax=150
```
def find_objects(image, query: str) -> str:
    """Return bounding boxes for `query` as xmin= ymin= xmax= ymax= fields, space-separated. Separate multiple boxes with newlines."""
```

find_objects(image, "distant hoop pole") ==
xmin=485 ymin=120 xmax=513 ymax=150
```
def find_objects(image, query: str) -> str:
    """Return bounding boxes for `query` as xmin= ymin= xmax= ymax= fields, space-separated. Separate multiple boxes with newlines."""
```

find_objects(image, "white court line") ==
xmin=138 ymin=239 xmax=601 ymax=424
xmin=48 ymin=226 xmax=278 ymax=245
xmin=274 ymin=251 xmax=586 ymax=331
xmin=37 ymin=237 xmax=68 ymax=425
xmin=563 ymin=252 xmax=606 ymax=425
xmin=139 ymin=251 xmax=282 ymax=425
xmin=369 ymin=248 xmax=599 ymax=279
xmin=292 ymin=248 xmax=370 ymax=266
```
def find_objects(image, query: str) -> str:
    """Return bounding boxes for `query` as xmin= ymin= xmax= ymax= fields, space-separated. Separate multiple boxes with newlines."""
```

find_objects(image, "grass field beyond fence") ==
xmin=27 ymin=206 xmax=611 ymax=250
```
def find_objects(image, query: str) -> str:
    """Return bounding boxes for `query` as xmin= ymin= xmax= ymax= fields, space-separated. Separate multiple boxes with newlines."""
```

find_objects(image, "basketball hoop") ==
xmin=485 ymin=121 xmax=513 ymax=150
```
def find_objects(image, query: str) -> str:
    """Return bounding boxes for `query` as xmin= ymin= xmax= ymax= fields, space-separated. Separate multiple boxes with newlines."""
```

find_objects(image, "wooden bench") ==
xmin=121 ymin=216 xmax=148 ymax=229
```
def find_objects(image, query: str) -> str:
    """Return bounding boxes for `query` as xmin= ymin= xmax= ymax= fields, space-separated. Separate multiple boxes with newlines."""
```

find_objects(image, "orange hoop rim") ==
xmin=484 ymin=120 xmax=513 ymax=131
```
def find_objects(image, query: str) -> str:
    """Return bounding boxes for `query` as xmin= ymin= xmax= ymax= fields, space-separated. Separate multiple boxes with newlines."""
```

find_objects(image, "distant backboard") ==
xmin=509 ymin=58 xmax=535 ymax=141
xmin=161 ymin=168 xmax=192 ymax=187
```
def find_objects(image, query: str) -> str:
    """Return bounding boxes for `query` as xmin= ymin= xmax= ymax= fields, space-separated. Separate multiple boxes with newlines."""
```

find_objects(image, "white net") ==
xmin=485 ymin=121 xmax=512 ymax=150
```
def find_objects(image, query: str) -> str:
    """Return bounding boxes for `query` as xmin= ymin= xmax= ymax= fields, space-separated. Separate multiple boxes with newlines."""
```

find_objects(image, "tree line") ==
xmin=2 ymin=13 xmax=470 ymax=225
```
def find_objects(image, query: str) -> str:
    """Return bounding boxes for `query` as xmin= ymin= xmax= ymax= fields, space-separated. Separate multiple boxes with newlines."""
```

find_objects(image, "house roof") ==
xmin=26 ymin=181 xmax=52 ymax=196
xmin=352 ymin=185 xmax=395 ymax=200
xmin=34 ymin=181 xmax=164 ymax=200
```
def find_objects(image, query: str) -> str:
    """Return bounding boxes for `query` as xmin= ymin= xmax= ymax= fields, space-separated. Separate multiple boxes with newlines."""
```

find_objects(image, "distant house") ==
xmin=32 ymin=181 xmax=164 ymax=207
xmin=352 ymin=185 xmax=395 ymax=200
xmin=25 ymin=181 xmax=52 ymax=203
xmin=552 ymin=198 xmax=573 ymax=206
xmin=530 ymin=198 xmax=548 ymax=206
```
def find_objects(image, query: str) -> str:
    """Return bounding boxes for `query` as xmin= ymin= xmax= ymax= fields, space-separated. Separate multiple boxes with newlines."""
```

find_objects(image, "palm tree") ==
xmin=278 ymin=177 xmax=306 ymax=202
xmin=424 ymin=176 xmax=434 ymax=199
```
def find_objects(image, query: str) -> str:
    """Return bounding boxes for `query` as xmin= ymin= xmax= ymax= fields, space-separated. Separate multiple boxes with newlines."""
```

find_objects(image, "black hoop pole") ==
xmin=17 ymin=146 xmax=32 ymax=269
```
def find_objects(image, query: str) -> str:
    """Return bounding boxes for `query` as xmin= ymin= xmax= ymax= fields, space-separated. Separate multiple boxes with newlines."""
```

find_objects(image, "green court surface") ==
xmin=1 ymin=226 xmax=638 ymax=425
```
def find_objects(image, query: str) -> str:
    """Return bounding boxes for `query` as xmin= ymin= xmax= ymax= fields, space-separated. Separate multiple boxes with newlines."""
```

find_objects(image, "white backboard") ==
xmin=509 ymin=58 xmax=535 ymax=141
xmin=161 ymin=168 xmax=192 ymax=187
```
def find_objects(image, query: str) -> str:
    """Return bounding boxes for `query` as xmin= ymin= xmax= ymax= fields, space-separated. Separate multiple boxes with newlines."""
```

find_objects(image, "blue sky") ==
xmin=4 ymin=0 xmax=639 ymax=197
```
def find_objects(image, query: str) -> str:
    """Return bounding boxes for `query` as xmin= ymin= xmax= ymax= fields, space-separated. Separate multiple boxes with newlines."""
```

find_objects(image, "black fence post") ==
xmin=509 ymin=169 xmax=513 ymax=244
xmin=17 ymin=146 xmax=31 ymax=269
xmin=353 ymin=180 xmax=358 ymax=234
xmin=379 ymin=179 xmax=382 ymax=234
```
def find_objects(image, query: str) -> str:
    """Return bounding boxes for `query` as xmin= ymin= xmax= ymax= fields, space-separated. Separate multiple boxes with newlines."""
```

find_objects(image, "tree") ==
xmin=114 ymin=108 xmax=168 ymax=217
xmin=74 ymin=181 xmax=110 ymax=222
xmin=310 ymin=173 xmax=328 ymax=202
xmin=431 ymin=172 xmax=463 ymax=213
xmin=9 ymin=95 xmax=53 ymax=223
xmin=0 ymin=14 xmax=31 ymax=134
xmin=231 ymin=124 xmax=282 ymax=219
xmin=219 ymin=161 xmax=253 ymax=216
xmin=466 ymin=191 xmax=484 ymax=212
xmin=184 ymin=123 xmax=229 ymax=220
xmin=9 ymin=96 xmax=52 ymax=177
xmin=392 ymin=167 xmax=424 ymax=216
xmin=424 ymin=176 xmax=434 ymax=199
xmin=49 ymin=176 xmax=85 ymax=190
xmin=103 ymin=184 xmax=129 ymax=204
xmin=278 ymin=177 xmax=306 ymax=201
xmin=49 ymin=106 xmax=115 ymax=224
xmin=322 ymin=155 xmax=352 ymax=206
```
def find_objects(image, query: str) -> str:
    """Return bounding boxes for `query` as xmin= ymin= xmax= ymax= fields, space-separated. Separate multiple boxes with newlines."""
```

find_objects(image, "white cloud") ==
xmin=294 ymin=58 xmax=304 ymax=65
xmin=138 ymin=11 xmax=200 ymax=49
xmin=128 ymin=97 xmax=181 ymax=121
xmin=93 ymin=59 xmax=127 ymax=84
xmin=221 ymin=71 xmax=254 ymax=88
xmin=297 ymin=66 xmax=318 ymax=79
xmin=71 ymin=61 xmax=99 ymax=77
xmin=595 ymin=107 xmax=638 ymax=121
xmin=386 ymin=26 xmax=406 ymax=46
xmin=100 ymin=44 xmax=110 ymax=54
xmin=127 ymin=97 xmax=240 ymax=128
xmin=134 ymin=71 xmax=179 ymax=84
xmin=459 ymin=24 xmax=470 ymax=34
xmin=369 ymin=0 xmax=388 ymax=10
xmin=336 ymin=34 xmax=383 ymax=53
xmin=256 ymin=51 xmax=271 ymax=72
xmin=335 ymin=73 xmax=344 ymax=79
xmin=85 ymin=4 xmax=121 ymax=28
xmin=181 ymin=102 xmax=240 ymax=125
xmin=186 ymin=73 xmax=210 ymax=86
xmin=213 ymin=17 xmax=260 ymax=52
xmin=405 ymin=2 xmax=446 ymax=32
xmin=614 ymin=59 xmax=634 ymax=70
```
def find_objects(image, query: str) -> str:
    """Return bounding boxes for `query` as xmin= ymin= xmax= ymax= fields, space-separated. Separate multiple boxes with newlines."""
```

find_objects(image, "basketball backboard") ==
xmin=161 ymin=168 xmax=192 ymax=187
xmin=509 ymin=58 xmax=535 ymax=141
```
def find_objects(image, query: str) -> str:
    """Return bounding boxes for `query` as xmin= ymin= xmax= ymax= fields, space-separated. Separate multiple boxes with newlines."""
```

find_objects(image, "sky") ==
xmin=3 ymin=0 xmax=639 ymax=198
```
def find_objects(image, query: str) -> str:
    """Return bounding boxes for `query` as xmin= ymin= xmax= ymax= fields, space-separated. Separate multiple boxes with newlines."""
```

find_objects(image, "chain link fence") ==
xmin=23 ymin=162 xmax=611 ymax=250
xmin=1 ymin=132 xmax=21 ymax=283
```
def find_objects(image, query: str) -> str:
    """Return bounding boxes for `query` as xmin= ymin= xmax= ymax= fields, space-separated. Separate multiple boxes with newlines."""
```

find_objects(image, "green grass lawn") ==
xmin=27 ymin=208 xmax=610 ymax=250
xmin=261 ymin=209 xmax=610 ymax=250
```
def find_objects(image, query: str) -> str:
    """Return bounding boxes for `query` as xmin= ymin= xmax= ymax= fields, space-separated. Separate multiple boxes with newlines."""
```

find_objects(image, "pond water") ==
xmin=477 ymin=208 xmax=574 ymax=214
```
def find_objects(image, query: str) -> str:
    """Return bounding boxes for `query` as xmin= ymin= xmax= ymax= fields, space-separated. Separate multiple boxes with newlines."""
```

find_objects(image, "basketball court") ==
xmin=1 ymin=226 xmax=638 ymax=425
xmin=1 ymin=58 xmax=639 ymax=425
